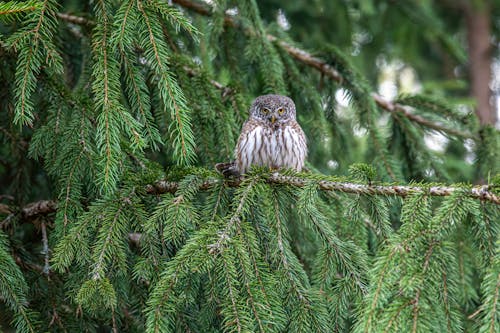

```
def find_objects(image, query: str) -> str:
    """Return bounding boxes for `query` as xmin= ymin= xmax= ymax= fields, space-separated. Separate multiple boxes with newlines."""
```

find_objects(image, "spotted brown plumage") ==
xmin=234 ymin=94 xmax=307 ymax=174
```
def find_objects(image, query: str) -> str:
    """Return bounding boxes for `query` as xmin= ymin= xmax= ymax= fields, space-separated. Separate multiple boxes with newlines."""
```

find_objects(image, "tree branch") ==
xmin=56 ymin=12 xmax=94 ymax=26
xmin=2 ymin=173 xmax=498 ymax=226
xmin=56 ymin=4 xmax=474 ymax=138
xmin=146 ymin=173 xmax=499 ymax=204
xmin=371 ymin=93 xmax=474 ymax=138
xmin=21 ymin=200 xmax=57 ymax=218
xmin=170 ymin=0 xmax=475 ymax=139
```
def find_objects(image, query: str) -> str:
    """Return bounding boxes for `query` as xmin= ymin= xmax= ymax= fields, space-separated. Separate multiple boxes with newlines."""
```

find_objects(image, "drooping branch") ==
xmin=54 ymin=3 xmax=474 ymax=139
xmin=371 ymin=94 xmax=473 ymax=138
xmin=170 ymin=0 xmax=475 ymax=139
xmin=55 ymin=13 xmax=232 ymax=96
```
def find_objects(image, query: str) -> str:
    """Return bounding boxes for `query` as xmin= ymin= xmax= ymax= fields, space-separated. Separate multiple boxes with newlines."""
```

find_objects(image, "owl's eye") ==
xmin=261 ymin=108 xmax=270 ymax=115
xmin=277 ymin=107 xmax=285 ymax=115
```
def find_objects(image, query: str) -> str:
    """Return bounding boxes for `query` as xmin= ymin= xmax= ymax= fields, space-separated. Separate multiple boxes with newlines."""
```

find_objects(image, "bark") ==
xmin=465 ymin=2 xmax=497 ymax=125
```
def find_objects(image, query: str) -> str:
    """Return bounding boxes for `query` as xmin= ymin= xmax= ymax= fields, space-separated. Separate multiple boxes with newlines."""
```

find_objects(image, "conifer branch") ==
xmin=55 ymin=5 xmax=473 ymax=139
xmin=171 ymin=0 xmax=474 ymax=139
xmin=91 ymin=201 xmax=126 ymax=280
xmin=271 ymin=194 xmax=307 ymax=302
xmin=238 ymin=229 xmax=279 ymax=331
xmin=411 ymin=241 xmax=437 ymax=332
xmin=8 ymin=0 xmax=58 ymax=126
xmin=21 ymin=200 xmax=57 ymax=218
xmin=56 ymin=12 xmax=230 ymax=97
xmin=0 ymin=268 xmax=37 ymax=333
xmin=146 ymin=174 xmax=500 ymax=205
xmin=0 ymin=0 xmax=38 ymax=17
xmin=136 ymin=0 xmax=196 ymax=165
xmin=364 ymin=249 xmax=397 ymax=332
xmin=56 ymin=12 xmax=94 ymax=26
xmin=209 ymin=178 xmax=257 ymax=254
xmin=371 ymin=93 xmax=473 ymax=138
xmin=3 ymin=174 xmax=498 ymax=225
xmin=13 ymin=253 xmax=49 ymax=276
xmin=269 ymin=175 xmax=500 ymax=204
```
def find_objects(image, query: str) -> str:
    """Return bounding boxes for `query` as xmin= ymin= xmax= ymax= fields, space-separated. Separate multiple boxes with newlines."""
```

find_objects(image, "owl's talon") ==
xmin=215 ymin=162 xmax=241 ymax=178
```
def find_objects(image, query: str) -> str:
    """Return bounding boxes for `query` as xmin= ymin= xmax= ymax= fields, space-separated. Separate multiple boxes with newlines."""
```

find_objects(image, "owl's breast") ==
xmin=236 ymin=122 xmax=306 ymax=173
xmin=265 ymin=127 xmax=283 ymax=166
xmin=265 ymin=125 xmax=306 ymax=170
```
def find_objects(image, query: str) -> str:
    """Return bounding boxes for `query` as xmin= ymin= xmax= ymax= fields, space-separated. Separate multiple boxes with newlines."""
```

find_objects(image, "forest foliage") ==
xmin=0 ymin=0 xmax=499 ymax=332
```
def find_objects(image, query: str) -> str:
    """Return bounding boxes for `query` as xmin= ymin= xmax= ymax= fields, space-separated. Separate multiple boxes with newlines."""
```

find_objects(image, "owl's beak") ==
xmin=270 ymin=115 xmax=276 ymax=124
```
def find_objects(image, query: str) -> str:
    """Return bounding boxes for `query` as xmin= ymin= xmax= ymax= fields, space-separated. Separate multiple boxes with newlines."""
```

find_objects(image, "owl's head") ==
xmin=249 ymin=94 xmax=296 ymax=124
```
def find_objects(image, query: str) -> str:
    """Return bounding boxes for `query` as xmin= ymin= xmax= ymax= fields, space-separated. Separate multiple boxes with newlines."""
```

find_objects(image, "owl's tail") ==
xmin=215 ymin=161 xmax=240 ymax=178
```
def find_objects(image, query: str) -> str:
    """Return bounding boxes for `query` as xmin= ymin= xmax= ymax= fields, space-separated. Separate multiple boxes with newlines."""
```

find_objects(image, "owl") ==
xmin=218 ymin=94 xmax=307 ymax=176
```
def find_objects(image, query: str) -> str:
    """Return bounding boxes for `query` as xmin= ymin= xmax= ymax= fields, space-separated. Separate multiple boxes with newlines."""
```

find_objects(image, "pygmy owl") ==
xmin=225 ymin=94 xmax=307 ymax=175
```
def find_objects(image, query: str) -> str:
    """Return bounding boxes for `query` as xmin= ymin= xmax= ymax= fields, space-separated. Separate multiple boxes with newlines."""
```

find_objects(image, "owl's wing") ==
xmin=215 ymin=120 xmax=257 ymax=178
xmin=235 ymin=119 xmax=264 ymax=174
xmin=290 ymin=120 xmax=307 ymax=155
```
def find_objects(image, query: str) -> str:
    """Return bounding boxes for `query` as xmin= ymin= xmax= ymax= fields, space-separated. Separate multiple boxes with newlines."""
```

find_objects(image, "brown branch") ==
xmin=56 ymin=12 xmax=94 ymax=26
xmin=182 ymin=66 xmax=233 ymax=96
xmin=371 ymin=94 xmax=474 ymax=138
xmin=271 ymin=174 xmax=499 ymax=204
xmin=2 ymin=173 xmax=498 ymax=227
xmin=3 ymin=173 xmax=497 ymax=278
xmin=0 ymin=194 xmax=15 ymax=202
xmin=266 ymin=34 xmax=344 ymax=83
xmin=146 ymin=173 xmax=500 ymax=205
xmin=0 ymin=203 xmax=13 ymax=215
xmin=14 ymin=253 xmax=50 ymax=275
xmin=21 ymin=200 xmax=57 ymax=218
xmin=467 ymin=307 xmax=482 ymax=320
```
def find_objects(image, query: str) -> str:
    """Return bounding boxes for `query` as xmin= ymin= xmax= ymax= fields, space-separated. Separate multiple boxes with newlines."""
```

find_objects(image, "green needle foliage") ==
xmin=0 ymin=0 xmax=499 ymax=332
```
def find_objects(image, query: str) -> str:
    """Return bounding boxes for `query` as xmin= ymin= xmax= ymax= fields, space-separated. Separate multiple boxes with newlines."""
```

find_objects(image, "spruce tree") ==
xmin=0 ymin=1 xmax=499 ymax=332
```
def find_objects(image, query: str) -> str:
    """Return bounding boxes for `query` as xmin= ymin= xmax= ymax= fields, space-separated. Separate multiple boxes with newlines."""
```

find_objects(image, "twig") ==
xmin=0 ymin=213 xmax=16 ymax=229
xmin=371 ymin=93 xmax=473 ymax=138
xmin=266 ymin=34 xmax=344 ymax=83
xmin=13 ymin=253 xmax=52 ymax=276
xmin=182 ymin=66 xmax=234 ymax=95
xmin=22 ymin=200 xmax=57 ymax=218
xmin=0 ymin=203 xmax=13 ymax=215
xmin=208 ymin=179 xmax=257 ymax=254
xmin=0 ymin=194 xmax=15 ymax=201
xmin=56 ymin=13 xmax=94 ymax=26
xmin=467 ymin=307 xmax=482 ymax=320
